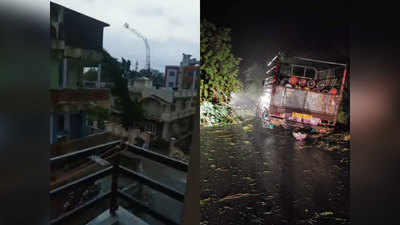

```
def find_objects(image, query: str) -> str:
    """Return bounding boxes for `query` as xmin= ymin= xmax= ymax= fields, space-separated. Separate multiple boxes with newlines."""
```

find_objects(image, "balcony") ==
xmin=50 ymin=133 xmax=121 ymax=190
xmin=161 ymin=108 xmax=196 ymax=122
xmin=50 ymin=88 xmax=111 ymax=107
xmin=173 ymin=89 xmax=197 ymax=98
xmin=50 ymin=142 xmax=188 ymax=225
xmin=143 ymin=108 xmax=195 ymax=122
xmin=129 ymin=86 xmax=197 ymax=104
xmin=51 ymin=132 xmax=120 ymax=158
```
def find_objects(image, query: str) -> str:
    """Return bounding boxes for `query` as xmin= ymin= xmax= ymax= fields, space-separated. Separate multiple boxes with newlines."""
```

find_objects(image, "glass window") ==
xmin=168 ymin=82 xmax=174 ymax=87
xmin=318 ymin=69 xmax=335 ymax=80
xmin=292 ymin=66 xmax=305 ymax=77
xmin=305 ymin=68 xmax=316 ymax=79
xmin=335 ymin=68 xmax=345 ymax=77
xmin=169 ymin=71 xmax=175 ymax=76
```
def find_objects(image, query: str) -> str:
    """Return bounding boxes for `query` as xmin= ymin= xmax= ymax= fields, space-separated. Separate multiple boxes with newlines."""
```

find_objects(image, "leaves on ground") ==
xmin=242 ymin=124 xmax=253 ymax=132
xmin=217 ymin=193 xmax=264 ymax=202
xmin=319 ymin=211 xmax=334 ymax=216
xmin=200 ymin=197 xmax=211 ymax=205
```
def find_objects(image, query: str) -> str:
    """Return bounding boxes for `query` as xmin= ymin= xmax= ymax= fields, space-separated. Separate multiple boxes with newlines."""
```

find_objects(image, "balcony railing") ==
xmin=82 ymin=81 xmax=114 ymax=89
xmin=50 ymin=88 xmax=111 ymax=105
xmin=129 ymin=86 xmax=197 ymax=104
xmin=143 ymin=108 xmax=195 ymax=122
xmin=173 ymin=89 xmax=198 ymax=98
xmin=50 ymin=141 xmax=188 ymax=225
xmin=161 ymin=108 xmax=196 ymax=122
xmin=51 ymin=132 xmax=120 ymax=158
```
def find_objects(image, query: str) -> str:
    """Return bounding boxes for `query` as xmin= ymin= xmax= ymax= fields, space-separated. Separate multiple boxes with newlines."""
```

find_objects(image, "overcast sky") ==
xmin=53 ymin=0 xmax=200 ymax=72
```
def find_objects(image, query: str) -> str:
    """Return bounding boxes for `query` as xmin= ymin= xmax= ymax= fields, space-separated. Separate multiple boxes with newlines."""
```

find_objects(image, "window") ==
xmin=181 ymin=100 xmax=186 ymax=110
xmin=50 ymin=25 xmax=57 ymax=39
xmin=169 ymin=71 xmax=175 ymax=76
xmin=168 ymin=82 xmax=174 ymax=87
xmin=318 ymin=69 xmax=335 ymax=80
xmin=305 ymin=68 xmax=316 ymax=79
xmin=292 ymin=66 xmax=305 ymax=77
xmin=279 ymin=64 xmax=290 ymax=77
xmin=58 ymin=114 xmax=65 ymax=132
xmin=335 ymin=68 xmax=345 ymax=77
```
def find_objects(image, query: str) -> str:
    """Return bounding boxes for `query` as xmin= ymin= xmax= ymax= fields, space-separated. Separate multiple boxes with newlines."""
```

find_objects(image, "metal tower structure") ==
xmin=135 ymin=59 xmax=138 ymax=72
xmin=124 ymin=22 xmax=150 ymax=72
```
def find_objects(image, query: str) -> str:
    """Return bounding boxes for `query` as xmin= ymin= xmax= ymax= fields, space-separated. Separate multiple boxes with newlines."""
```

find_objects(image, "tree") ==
xmin=200 ymin=20 xmax=242 ymax=104
xmin=120 ymin=57 xmax=131 ymax=77
xmin=101 ymin=49 xmax=144 ymax=129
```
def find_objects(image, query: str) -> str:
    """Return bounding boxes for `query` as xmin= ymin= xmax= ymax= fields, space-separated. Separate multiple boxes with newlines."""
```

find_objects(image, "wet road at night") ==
xmin=200 ymin=118 xmax=350 ymax=225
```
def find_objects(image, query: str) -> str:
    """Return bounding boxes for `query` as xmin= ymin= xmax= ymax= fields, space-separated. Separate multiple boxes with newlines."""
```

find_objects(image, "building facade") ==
xmin=164 ymin=66 xmax=180 ymax=88
xmin=129 ymin=77 xmax=197 ymax=142
xmin=50 ymin=2 xmax=110 ymax=145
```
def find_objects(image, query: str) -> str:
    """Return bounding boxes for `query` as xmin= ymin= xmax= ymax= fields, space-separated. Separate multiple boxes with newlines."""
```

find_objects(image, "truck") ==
xmin=256 ymin=52 xmax=348 ymax=138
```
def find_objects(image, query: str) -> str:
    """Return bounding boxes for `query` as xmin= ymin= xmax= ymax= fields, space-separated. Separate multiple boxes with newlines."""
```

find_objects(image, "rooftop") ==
xmin=51 ymin=2 xmax=110 ymax=27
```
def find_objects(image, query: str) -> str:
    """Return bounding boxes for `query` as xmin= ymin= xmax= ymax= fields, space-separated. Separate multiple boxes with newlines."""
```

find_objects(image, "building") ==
xmin=50 ymin=2 xmax=111 ymax=145
xmin=164 ymin=65 xmax=180 ymax=88
xmin=117 ymin=53 xmax=199 ymax=145
xmin=128 ymin=77 xmax=197 ymax=142
xmin=49 ymin=3 xmax=190 ymax=225
xmin=164 ymin=53 xmax=200 ymax=90
xmin=181 ymin=65 xmax=200 ymax=90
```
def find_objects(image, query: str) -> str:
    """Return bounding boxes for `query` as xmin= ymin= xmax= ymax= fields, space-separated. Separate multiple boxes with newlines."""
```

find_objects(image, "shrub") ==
xmin=200 ymin=101 xmax=239 ymax=126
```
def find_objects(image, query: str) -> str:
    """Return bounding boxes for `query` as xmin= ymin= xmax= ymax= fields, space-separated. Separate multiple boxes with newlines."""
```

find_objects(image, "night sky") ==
xmin=201 ymin=1 xmax=349 ymax=71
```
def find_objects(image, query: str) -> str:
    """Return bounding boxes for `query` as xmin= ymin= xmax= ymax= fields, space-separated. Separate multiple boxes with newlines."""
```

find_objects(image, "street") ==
xmin=200 ymin=118 xmax=350 ymax=225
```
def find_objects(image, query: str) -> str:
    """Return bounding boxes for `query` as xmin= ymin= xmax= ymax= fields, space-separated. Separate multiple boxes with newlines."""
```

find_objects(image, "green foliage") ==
xmin=337 ymin=65 xmax=350 ymax=128
xmin=200 ymin=101 xmax=239 ymax=126
xmin=200 ymin=20 xmax=242 ymax=104
xmin=101 ymin=49 xmax=144 ymax=130
xmin=337 ymin=111 xmax=348 ymax=125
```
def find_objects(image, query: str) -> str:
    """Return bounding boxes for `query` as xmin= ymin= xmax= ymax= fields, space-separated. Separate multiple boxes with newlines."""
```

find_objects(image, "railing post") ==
xmin=109 ymin=152 xmax=120 ymax=216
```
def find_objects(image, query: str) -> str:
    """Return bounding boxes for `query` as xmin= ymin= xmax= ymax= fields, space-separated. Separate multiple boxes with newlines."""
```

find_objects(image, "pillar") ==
xmin=64 ymin=112 xmax=70 ymax=138
xmin=50 ymin=113 xmax=54 ymax=144
xmin=62 ymin=57 xmax=68 ymax=88
xmin=192 ymin=70 xmax=196 ymax=90
xmin=97 ymin=64 xmax=102 ymax=88
xmin=161 ymin=122 xmax=170 ymax=140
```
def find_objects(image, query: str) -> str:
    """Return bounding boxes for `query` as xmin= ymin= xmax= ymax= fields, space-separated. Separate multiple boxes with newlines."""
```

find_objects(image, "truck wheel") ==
xmin=261 ymin=110 xmax=272 ymax=128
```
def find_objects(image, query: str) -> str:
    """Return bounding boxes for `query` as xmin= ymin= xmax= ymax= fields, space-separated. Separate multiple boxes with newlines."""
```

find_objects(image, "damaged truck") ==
xmin=256 ymin=52 xmax=348 ymax=139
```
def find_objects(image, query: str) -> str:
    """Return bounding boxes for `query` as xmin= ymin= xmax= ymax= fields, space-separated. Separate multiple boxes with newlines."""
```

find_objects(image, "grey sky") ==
xmin=53 ymin=0 xmax=200 ymax=72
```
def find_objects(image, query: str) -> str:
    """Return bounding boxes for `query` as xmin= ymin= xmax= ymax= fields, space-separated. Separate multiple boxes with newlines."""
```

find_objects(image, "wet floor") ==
xmin=200 ymin=118 xmax=350 ymax=225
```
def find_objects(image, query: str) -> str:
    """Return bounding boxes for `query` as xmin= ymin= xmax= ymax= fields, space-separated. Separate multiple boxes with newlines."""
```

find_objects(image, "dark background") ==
xmin=201 ymin=1 xmax=349 ymax=71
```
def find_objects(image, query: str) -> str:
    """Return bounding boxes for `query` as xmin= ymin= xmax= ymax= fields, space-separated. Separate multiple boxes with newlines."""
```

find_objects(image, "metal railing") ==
xmin=50 ymin=141 xmax=188 ymax=225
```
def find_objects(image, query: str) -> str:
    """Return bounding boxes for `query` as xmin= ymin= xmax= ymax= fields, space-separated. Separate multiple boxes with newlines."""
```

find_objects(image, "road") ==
xmin=200 ymin=118 xmax=350 ymax=225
